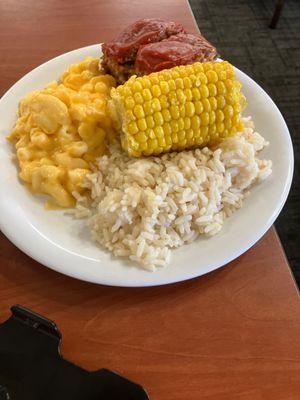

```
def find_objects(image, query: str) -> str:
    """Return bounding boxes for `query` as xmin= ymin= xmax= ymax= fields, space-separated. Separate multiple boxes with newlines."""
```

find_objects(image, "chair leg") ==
xmin=269 ymin=0 xmax=286 ymax=29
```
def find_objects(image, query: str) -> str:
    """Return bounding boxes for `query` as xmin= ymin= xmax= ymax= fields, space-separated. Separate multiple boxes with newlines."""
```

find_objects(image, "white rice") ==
xmin=75 ymin=117 xmax=272 ymax=271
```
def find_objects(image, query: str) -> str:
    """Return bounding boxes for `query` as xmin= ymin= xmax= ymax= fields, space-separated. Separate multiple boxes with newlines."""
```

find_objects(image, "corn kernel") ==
xmin=216 ymin=69 xmax=227 ymax=80
xmin=234 ymin=103 xmax=241 ymax=113
xmin=168 ymin=80 xmax=176 ymax=91
xmin=170 ymin=105 xmax=180 ymax=119
xmin=132 ymin=81 xmax=143 ymax=93
xmin=135 ymin=131 xmax=148 ymax=142
xmin=208 ymin=83 xmax=217 ymax=97
xmin=184 ymin=117 xmax=191 ymax=129
xmin=188 ymin=136 xmax=195 ymax=146
xmin=192 ymin=88 xmax=201 ymax=101
xmin=142 ymin=88 xmax=152 ymax=101
xmin=161 ymin=70 xmax=172 ymax=80
xmin=172 ymin=70 xmax=180 ymax=79
xmin=206 ymin=70 xmax=218 ymax=83
xmin=209 ymin=125 xmax=217 ymax=136
xmin=225 ymin=79 xmax=234 ymax=90
xmin=202 ymin=98 xmax=211 ymax=112
xmin=209 ymin=111 xmax=216 ymax=125
xmin=186 ymin=129 xmax=194 ymax=140
xmin=134 ymin=105 xmax=145 ymax=118
xmin=134 ymin=92 xmax=144 ymax=104
xmin=217 ymin=95 xmax=226 ymax=109
xmin=152 ymin=98 xmax=161 ymax=112
xmin=160 ymin=81 xmax=170 ymax=94
xmin=154 ymin=126 xmax=164 ymax=138
xmin=191 ymin=115 xmax=200 ymax=130
xmin=140 ymin=141 xmax=148 ymax=151
xmin=185 ymin=65 xmax=194 ymax=76
xmin=183 ymin=77 xmax=192 ymax=89
xmin=160 ymin=95 xmax=169 ymax=109
xmin=178 ymin=130 xmax=185 ymax=141
xmin=198 ymin=72 xmax=208 ymax=85
xmin=203 ymin=63 xmax=213 ymax=72
xmin=201 ymin=126 xmax=209 ymax=139
xmin=195 ymin=101 xmax=204 ymax=115
xmin=216 ymin=109 xmax=225 ymax=122
xmin=153 ymin=112 xmax=164 ymax=126
xmin=179 ymin=105 xmax=186 ymax=117
xmin=200 ymin=85 xmax=209 ymax=98
xmin=170 ymin=120 xmax=179 ymax=132
xmin=152 ymin=84 xmax=161 ymax=97
xmin=186 ymin=102 xmax=195 ymax=117
xmin=225 ymin=119 xmax=232 ymax=129
xmin=162 ymin=109 xmax=171 ymax=122
xmin=224 ymin=105 xmax=234 ymax=118
xmin=128 ymin=122 xmax=138 ymax=135
xmin=172 ymin=132 xmax=179 ymax=143
xmin=178 ymin=138 xmax=187 ymax=148
xmin=177 ymin=89 xmax=186 ymax=103
xmin=178 ymin=118 xmax=185 ymax=131
xmin=142 ymin=77 xmax=151 ymax=88
xmin=148 ymin=138 xmax=158 ymax=150
xmin=175 ymin=78 xmax=184 ymax=89
xmin=194 ymin=63 xmax=204 ymax=73
xmin=125 ymin=96 xmax=135 ymax=109
xmin=148 ymin=129 xmax=156 ymax=139
xmin=217 ymin=122 xmax=225 ymax=133
xmin=158 ymin=137 xmax=166 ymax=147
xmin=146 ymin=115 xmax=155 ymax=128
xmin=149 ymin=75 xmax=159 ymax=85
xmin=137 ymin=118 xmax=147 ymax=131
xmin=122 ymin=86 xmax=132 ymax=97
xmin=201 ymin=112 xmax=209 ymax=126
xmin=169 ymin=91 xmax=178 ymax=105
xmin=165 ymin=135 xmax=172 ymax=146
xmin=144 ymin=101 xmax=152 ymax=115
xmin=154 ymin=146 xmax=164 ymax=155
xmin=184 ymin=89 xmax=192 ymax=101
xmin=209 ymin=97 xmax=218 ymax=110
xmin=232 ymin=113 xmax=240 ymax=125
xmin=217 ymin=81 xmax=226 ymax=95
xmin=163 ymin=123 xmax=172 ymax=136
xmin=125 ymin=110 xmax=135 ymax=121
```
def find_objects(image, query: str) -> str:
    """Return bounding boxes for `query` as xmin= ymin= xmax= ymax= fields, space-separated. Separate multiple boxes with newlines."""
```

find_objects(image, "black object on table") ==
xmin=0 ymin=305 xmax=149 ymax=400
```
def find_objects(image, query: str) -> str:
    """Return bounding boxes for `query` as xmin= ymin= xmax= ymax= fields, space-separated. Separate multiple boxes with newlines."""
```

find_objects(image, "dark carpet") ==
xmin=189 ymin=0 xmax=300 ymax=286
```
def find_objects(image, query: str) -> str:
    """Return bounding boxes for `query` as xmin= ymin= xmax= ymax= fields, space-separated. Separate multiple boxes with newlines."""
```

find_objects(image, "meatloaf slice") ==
xmin=102 ymin=18 xmax=186 ymax=64
xmin=135 ymin=33 xmax=217 ymax=74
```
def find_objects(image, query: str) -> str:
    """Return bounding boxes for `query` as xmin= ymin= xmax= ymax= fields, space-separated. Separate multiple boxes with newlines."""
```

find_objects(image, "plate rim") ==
xmin=0 ymin=44 xmax=294 ymax=287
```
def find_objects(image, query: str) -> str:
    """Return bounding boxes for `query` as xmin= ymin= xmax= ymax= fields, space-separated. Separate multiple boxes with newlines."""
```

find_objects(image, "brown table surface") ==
xmin=0 ymin=0 xmax=299 ymax=398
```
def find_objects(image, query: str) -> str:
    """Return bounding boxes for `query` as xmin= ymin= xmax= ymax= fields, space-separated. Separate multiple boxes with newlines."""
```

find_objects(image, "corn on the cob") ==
xmin=111 ymin=61 xmax=246 ymax=157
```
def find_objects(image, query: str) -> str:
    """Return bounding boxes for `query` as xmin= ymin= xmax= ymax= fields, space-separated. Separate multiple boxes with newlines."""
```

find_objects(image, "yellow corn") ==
xmin=111 ymin=61 xmax=246 ymax=157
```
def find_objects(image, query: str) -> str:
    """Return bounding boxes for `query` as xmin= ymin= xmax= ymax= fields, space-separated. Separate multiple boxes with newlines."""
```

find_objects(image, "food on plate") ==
xmin=8 ymin=57 xmax=116 ymax=208
xmin=75 ymin=117 xmax=272 ymax=270
xmin=110 ymin=61 xmax=245 ymax=157
xmin=102 ymin=18 xmax=216 ymax=83
xmin=135 ymin=33 xmax=217 ymax=74
xmin=7 ymin=17 xmax=273 ymax=271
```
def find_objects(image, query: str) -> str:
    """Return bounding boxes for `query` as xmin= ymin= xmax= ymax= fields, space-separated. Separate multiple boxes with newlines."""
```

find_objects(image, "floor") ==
xmin=189 ymin=0 xmax=300 ymax=286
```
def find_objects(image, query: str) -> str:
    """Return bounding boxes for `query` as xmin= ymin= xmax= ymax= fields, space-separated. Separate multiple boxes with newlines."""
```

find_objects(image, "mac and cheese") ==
xmin=8 ymin=57 xmax=116 ymax=208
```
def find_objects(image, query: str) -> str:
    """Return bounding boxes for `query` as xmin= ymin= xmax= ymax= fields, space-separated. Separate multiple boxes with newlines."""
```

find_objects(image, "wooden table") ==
xmin=0 ymin=1 xmax=299 ymax=398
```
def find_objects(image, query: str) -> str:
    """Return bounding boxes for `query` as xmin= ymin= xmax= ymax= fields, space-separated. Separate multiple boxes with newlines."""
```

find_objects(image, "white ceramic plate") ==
xmin=0 ymin=45 xmax=293 ymax=287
